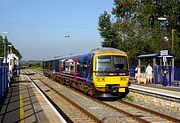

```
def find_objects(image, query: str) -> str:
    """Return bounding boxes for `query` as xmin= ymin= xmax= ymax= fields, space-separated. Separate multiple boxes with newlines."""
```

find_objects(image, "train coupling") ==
xmin=105 ymin=84 xmax=119 ymax=93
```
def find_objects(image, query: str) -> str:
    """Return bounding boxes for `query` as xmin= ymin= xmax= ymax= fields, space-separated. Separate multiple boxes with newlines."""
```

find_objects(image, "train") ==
xmin=43 ymin=47 xmax=131 ymax=98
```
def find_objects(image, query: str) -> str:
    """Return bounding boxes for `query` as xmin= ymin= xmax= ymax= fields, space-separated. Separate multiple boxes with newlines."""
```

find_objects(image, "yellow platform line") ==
xmin=19 ymin=84 xmax=25 ymax=123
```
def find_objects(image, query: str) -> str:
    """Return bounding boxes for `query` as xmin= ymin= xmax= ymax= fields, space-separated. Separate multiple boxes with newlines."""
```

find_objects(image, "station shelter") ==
xmin=137 ymin=52 xmax=176 ymax=86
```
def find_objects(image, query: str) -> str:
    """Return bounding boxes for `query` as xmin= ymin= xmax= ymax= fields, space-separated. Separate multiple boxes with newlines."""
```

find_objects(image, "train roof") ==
xmin=90 ymin=47 xmax=126 ymax=54
xmin=43 ymin=47 xmax=126 ymax=61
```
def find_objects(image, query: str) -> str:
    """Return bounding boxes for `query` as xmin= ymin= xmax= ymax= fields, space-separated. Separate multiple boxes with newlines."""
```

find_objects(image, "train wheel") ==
xmin=57 ymin=76 xmax=59 ymax=82
xmin=69 ymin=80 xmax=73 ymax=87
xmin=61 ymin=78 xmax=65 ymax=84
xmin=72 ymin=82 xmax=75 ymax=88
xmin=87 ymin=87 xmax=94 ymax=96
xmin=84 ymin=85 xmax=88 ymax=94
xmin=79 ymin=82 xmax=84 ymax=92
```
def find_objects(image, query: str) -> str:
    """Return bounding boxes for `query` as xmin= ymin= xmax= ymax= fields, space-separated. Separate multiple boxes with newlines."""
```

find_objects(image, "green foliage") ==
xmin=28 ymin=62 xmax=42 ymax=68
xmin=23 ymin=61 xmax=42 ymax=70
xmin=98 ymin=11 xmax=119 ymax=48
xmin=0 ymin=36 xmax=3 ymax=57
xmin=98 ymin=0 xmax=180 ymax=66
xmin=0 ymin=35 xmax=22 ymax=59
xmin=123 ymin=95 xmax=134 ymax=101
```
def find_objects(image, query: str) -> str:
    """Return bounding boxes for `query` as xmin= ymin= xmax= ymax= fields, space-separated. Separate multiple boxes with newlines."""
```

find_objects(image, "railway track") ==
xmin=23 ymin=70 xmax=101 ymax=123
xmin=117 ymin=100 xmax=180 ymax=122
xmin=23 ymin=69 xmax=180 ymax=123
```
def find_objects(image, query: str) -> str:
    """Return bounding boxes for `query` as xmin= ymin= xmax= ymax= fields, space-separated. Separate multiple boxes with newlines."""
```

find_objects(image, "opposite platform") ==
xmin=129 ymin=83 xmax=180 ymax=100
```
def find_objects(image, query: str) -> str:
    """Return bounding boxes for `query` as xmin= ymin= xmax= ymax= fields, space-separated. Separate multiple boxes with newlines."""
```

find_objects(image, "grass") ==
xmin=124 ymin=95 xmax=134 ymax=101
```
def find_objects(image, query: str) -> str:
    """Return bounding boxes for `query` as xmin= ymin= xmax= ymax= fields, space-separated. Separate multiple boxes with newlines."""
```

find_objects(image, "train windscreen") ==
xmin=96 ymin=55 xmax=128 ymax=76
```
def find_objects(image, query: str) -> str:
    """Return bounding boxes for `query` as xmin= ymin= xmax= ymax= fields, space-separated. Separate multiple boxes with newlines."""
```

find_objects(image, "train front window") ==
xmin=96 ymin=55 xmax=128 ymax=76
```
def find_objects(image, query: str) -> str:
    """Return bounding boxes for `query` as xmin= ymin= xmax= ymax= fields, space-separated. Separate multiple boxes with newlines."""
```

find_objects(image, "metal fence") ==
xmin=0 ymin=66 xmax=9 ymax=104
xmin=153 ymin=66 xmax=172 ymax=86
xmin=174 ymin=66 xmax=180 ymax=81
xmin=130 ymin=65 xmax=180 ymax=87
xmin=130 ymin=66 xmax=136 ymax=80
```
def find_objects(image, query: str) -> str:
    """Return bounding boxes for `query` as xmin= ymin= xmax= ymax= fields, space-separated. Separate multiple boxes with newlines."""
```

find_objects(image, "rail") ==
xmin=25 ymin=69 xmax=180 ymax=122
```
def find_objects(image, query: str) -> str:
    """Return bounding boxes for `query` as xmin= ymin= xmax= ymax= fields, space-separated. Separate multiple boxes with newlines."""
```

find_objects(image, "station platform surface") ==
xmin=129 ymin=82 xmax=180 ymax=100
xmin=0 ymin=75 xmax=64 ymax=123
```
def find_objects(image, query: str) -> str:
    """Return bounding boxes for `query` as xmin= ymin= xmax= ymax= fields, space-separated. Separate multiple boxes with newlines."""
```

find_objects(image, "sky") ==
xmin=0 ymin=0 xmax=114 ymax=60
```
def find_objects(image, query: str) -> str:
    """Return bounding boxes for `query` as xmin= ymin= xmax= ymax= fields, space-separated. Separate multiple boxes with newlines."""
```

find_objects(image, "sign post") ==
xmin=160 ymin=50 xmax=168 ymax=86
xmin=163 ymin=56 xmax=167 ymax=66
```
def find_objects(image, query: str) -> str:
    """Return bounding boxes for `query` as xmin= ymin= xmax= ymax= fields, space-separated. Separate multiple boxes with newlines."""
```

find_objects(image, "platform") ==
xmin=0 ymin=75 xmax=65 ymax=123
xmin=129 ymin=83 xmax=180 ymax=100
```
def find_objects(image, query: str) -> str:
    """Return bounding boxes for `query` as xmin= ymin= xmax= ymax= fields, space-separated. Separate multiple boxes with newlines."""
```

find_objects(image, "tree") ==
xmin=0 ymin=36 xmax=3 ymax=57
xmin=111 ymin=0 xmax=153 ymax=65
xmin=98 ymin=0 xmax=180 ymax=66
xmin=98 ymin=11 xmax=119 ymax=48
xmin=0 ymin=35 xmax=22 ymax=60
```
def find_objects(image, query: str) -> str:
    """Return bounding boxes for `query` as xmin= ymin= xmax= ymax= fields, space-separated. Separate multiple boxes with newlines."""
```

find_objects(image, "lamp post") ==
xmin=158 ymin=17 xmax=168 ymax=86
xmin=171 ymin=29 xmax=175 ymax=53
xmin=2 ymin=32 xmax=8 ymax=65
xmin=158 ymin=17 xmax=167 ymax=50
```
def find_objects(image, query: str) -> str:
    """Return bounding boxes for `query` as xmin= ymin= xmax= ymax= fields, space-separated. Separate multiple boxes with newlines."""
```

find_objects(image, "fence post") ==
xmin=2 ymin=67 xmax=4 ymax=98
xmin=4 ymin=66 xmax=6 ymax=94
xmin=4 ymin=66 xmax=7 ymax=95
xmin=0 ymin=67 xmax=2 ymax=102
xmin=5 ymin=66 xmax=8 ymax=94
xmin=169 ymin=66 xmax=172 ymax=86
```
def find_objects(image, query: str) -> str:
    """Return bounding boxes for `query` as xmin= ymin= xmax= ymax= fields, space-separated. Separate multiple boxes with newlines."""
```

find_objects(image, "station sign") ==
xmin=163 ymin=56 xmax=167 ymax=66
xmin=163 ymin=56 xmax=167 ymax=62
xmin=160 ymin=50 xmax=168 ymax=56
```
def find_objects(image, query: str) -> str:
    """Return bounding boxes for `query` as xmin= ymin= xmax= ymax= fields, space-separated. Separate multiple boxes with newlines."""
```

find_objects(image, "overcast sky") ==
xmin=0 ymin=0 xmax=114 ymax=60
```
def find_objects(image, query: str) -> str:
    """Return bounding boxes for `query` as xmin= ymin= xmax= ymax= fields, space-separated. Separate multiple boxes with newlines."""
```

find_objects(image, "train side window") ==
xmin=64 ymin=59 xmax=74 ymax=73
xmin=55 ymin=60 xmax=59 ymax=72
xmin=46 ymin=63 xmax=48 ymax=69
xmin=70 ymin=66 xmax=73 ymax=71
xmin=61 ymin=60 xmax=65 ymax=71
xmin=50 ymin=61 xmax=53 ymax=71
xmin=82 ymin=62 xmax=88 ymax=75
xmin=77 ymin=60 xmax=83 ymax=74
xmin=88 ymin=59 xmax=92 ymax=76
xmin=70 ymin=62 xmax=74 ymax=73
xmin=65 ymin=60 xmax=69 ymax=71
xmin=83 ymin=62 xmax=87 ymax=71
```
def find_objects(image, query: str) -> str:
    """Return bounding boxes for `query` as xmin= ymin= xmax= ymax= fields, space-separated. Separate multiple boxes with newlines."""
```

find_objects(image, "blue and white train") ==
xmin=43 ymin=47 xmax=130 ymax=98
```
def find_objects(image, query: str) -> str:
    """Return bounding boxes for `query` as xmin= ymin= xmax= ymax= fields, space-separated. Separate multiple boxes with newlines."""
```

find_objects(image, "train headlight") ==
xmin=120 ymin=77 xmax=129 ymax=81
xmin=120 ymin=77 xmax=125 ymax=80
xmin=97 ymin=77 xmax=105 ymax=82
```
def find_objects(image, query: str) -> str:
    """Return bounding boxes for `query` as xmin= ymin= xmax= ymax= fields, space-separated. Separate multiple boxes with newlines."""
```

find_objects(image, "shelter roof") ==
xmin=138 ymin=53 xmax=176 ymax=58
